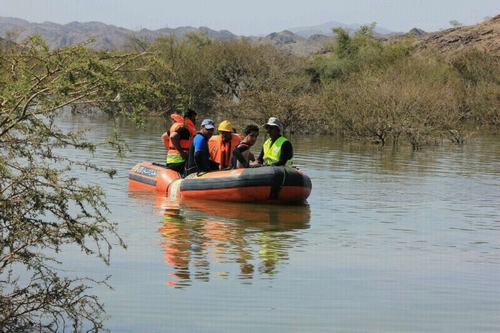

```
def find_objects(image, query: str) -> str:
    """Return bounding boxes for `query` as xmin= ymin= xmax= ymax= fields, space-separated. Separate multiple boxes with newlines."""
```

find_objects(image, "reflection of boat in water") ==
xmin=179 ymin=198 xmax=311 ymax=230
xmin=128 ymin=184 xmax=311 ymax=288
xmin=128 ymin=161 xmax=312 ymax=205
xmin=158 ymin=200 xmax=311 ymax=288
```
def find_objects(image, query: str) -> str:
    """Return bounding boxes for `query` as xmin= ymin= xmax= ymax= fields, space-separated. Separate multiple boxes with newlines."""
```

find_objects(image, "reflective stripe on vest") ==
xmin=166 ymin=151 xmax=184 ymax=164
xmin=263 ymin=136 xmax=293 ymax=167
xmin=166 ymin=122 xmax=196 ymax=164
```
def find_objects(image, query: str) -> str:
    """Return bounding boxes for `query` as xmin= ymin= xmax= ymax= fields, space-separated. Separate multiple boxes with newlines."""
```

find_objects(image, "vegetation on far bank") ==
xmin=124 ymin=26 xmax=499 ymax=149
xmin=1 ymin=25 xmax=499 ymax=330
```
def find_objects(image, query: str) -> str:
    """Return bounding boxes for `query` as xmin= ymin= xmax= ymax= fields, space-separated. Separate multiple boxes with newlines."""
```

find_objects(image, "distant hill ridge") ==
xmin=1 ymin=15 xmax=499 ymax=56
xmin=0 ymin=16 xmax=393 ymax=56
xmin=288 ymin=20 xmax=395 ymax=37
xmin=0 ymin=17 xmax=238 ymax=50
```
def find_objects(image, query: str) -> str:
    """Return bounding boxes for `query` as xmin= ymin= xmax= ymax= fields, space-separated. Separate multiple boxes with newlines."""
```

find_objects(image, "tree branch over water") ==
xmin=0 ymin=35 xmax=173 ymax=331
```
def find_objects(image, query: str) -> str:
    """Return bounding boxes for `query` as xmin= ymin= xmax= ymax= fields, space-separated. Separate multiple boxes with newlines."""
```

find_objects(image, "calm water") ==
xmin=57 ymin=113 xmax=500 ymax=332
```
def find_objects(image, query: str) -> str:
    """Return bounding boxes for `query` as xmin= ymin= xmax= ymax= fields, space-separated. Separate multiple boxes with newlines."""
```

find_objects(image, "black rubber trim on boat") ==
xmin=268 ymin=167 xmax=285 ymax=199
xmin=179 ymin=166 xmax=312 ymax=192
xmin=179 ymin=167 xmax=275 ymax=191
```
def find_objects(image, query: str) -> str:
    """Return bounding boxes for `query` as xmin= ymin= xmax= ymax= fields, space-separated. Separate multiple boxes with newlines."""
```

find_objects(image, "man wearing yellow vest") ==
xmin=208 ymin=120 xmax=241 ymax=170
xmin=253 ymin=117 xmax=293 ymax=167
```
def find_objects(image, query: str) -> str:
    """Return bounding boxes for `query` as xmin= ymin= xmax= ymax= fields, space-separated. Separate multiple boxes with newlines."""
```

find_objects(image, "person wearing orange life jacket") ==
xmin=253 ymin=117 xmax=293 ymax=168
xmin=162 ymin=109 xmax=197 ymax=173
xmin=208 ymin=120 xmax=241 ymax=170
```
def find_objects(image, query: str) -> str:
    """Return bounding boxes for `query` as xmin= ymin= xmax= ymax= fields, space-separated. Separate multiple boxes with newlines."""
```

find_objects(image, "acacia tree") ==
xmin=0 ymin=35 xmax=173 ymax=331
xmin=152 ymin=32 xmax=215 ymax=113
xmin=201 ymin=39 xmax=321 ymax=133
xmin=125 ymin=31 xmax=217 ymax=119
xmin=320 ymin=55 xmax=462 ymax=149
xmin=449 ymin=49 xmax=500 ymax=130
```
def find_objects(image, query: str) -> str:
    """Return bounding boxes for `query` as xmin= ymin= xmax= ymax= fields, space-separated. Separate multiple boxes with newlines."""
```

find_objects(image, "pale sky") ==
xmin=1 ymin=0 xmax=498 ymax=35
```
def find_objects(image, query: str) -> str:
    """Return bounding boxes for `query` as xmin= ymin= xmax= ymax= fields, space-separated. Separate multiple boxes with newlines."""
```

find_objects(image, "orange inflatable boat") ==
xmin=128 ymin=161 xmax=312 ymax=205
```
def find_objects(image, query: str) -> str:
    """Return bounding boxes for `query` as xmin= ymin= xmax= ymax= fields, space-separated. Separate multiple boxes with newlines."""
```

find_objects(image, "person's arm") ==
xmin=170 ymin=131 xmax=187 ymax=160
xmin=232 ymin=145 xmax=250 ymax=168
xmin=194 ymin=150 xmax=203 ymax=172
xmin=161 ymin=131 xmax=170 ymax=149
xmin=273 ymin=140 xmax=293 ymax=166
xmin=193 ymin=136 xmax=210 ymax=172
xmin=253 ymin=148 xmax=264 ymax=165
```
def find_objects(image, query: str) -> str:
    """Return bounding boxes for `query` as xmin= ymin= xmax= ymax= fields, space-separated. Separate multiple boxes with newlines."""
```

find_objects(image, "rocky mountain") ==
xmin=0 ymin=16 xmax=351 ymax=56
xmin=255 ymin=30 xmax=331 ymax=56
xmin=410 ymin=14 xmax=500 ymax=55
xmin=288 ymin=20 xmax=394 ymax=38
xmin=1 ymin=15 xmax=499 ymax=57
xmin=0 ymin=17 xmax=239 ymax=50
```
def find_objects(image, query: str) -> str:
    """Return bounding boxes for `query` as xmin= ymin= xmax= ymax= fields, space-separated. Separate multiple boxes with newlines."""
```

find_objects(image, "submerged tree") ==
xmin=199 ymin=39 xmax=320 ymax=132
xmin=0 ymin=35 xmax=173 ymax=331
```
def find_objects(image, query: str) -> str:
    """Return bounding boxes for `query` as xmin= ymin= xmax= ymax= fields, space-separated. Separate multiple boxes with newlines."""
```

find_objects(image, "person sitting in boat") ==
xmin=162 ymin=108 xmax=197 ymax=173
xmin=253 ymin=117 xmax=293 ymax=168
xmin=231 ymin=124 xmax=259 ymax=168
xmin=185 ymin=119 xmax=216 ymax=176
xmin=208 ymin=120 xmax=241 ymax=170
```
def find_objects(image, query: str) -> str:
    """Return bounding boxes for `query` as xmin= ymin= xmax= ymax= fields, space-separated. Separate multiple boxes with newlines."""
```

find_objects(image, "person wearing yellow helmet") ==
xmin=208 ymin=120 xmax=241 ymax=170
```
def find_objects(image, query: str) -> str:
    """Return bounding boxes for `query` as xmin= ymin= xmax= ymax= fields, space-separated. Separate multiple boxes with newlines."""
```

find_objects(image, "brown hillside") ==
xmin=409 ymin=15 xmax=500 ymax=55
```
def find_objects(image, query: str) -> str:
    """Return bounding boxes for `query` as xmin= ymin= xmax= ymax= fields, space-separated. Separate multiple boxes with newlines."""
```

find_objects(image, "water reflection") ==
xmin=129 ymin=191 xmax=311 ymax=289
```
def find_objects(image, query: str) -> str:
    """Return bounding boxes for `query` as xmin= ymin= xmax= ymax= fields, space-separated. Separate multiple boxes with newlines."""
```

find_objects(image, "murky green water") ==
xmin=58 ymin=113 xmax=500 ymax=332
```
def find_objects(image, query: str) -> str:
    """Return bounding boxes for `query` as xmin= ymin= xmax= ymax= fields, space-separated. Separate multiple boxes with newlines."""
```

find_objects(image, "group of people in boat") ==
xmin=161 ymin=109 xmax=293 ymax=177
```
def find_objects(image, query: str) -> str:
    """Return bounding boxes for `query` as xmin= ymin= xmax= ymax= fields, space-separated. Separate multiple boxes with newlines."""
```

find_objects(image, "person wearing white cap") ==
xmin=253 ymin=117 xmax=293 ymax=168
xmin=185 ymin=118 xmax=216 ymax=176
